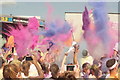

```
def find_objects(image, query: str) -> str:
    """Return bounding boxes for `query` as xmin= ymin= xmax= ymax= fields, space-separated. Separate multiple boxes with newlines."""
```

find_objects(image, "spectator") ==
xmin=50 ymin=63 xmax=59 ymax=79
xmin=90 ymin=64 xmax=102 ymax=79
xmin=81 ymin=63 xmax=91 ymax=78
xmin=58 ymin=71 xmax=77 ymax=80
xmin=113 ymin=42 xmax=119 ymax=58
xmin=40 ymin=62 xmax=52 ymax=78
xmin=100 ymin=56 xmax=109 ymax=78
xmin=10 ymin=48 xmax=21 ymax=72
xmin=0 ymin=57 xmax=6 ymax=80
xmin=113 ymin=42 xmax=120 ymax=67
xmin=80 ymin=49 xmax=93 ymax=68
xmin=106 ymin=58 xmax=118 ymax=78
xmin=61 ymin=44 xmax=80 ymax=78
xmin=21 ymin=55 xmax=44 ymax=78
xmin=21 ymin=61 xmax=31 ymax=78
xmin=3 ymin=64 xmax=19 ymax=80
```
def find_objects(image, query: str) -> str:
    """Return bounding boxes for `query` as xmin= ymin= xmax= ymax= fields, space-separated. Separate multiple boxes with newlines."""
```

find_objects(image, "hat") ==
xmin=82 ymin=49 xmax=88 ymax=57
xmin=72 ymin=41 xmax=77 ymax=46
xmin=113 ymin=42 xmax=118 ymax=52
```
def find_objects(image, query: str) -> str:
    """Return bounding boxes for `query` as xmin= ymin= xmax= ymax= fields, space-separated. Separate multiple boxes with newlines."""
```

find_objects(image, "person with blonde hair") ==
xmin=21 ymin=55 xmax=44 ymax=78
xmin=21 ymin=61 xmax=31 ymax=78
xmin=3 ymin=64 xmax=19 ymax=80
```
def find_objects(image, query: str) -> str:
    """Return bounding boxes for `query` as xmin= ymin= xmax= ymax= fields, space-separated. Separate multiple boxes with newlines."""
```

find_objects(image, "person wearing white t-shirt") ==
xmin=21 ymin=55 xmax=44 ymax=78
xmin=80 ymin=49 xmax=93 ymax=68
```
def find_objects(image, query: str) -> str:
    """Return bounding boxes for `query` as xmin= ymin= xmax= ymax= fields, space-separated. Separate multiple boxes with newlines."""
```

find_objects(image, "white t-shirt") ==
xmin=21 ymin=64 xmax=39 ymax=78
xmin=0 ymin=68 xmax=3 ymax=80
xmin=21 ymin=72 xmax=28 ymax=78
xmin=29 ymin=64 xmax=39 ymax=77
xmin=80 ymin=56 xmax=93 ymax=68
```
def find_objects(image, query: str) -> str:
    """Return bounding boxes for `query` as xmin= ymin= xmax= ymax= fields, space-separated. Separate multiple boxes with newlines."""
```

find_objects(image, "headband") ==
xmin=109 ymin=60 xmax=118 ymax=70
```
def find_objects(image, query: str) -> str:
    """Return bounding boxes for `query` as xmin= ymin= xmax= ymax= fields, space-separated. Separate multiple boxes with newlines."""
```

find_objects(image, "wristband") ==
xmin=65 ymin=53 xmax=68 ymax=56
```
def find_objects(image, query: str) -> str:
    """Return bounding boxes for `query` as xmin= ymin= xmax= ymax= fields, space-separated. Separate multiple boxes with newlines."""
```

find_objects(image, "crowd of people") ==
xmin=0 ymin=41 xmax=120 ymax=80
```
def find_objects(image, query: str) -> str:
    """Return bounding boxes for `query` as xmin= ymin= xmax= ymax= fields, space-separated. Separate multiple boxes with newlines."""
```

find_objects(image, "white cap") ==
xmin=72 ymin=41 xmax=77 ymax=46
xmin=113 ymin=42 xmax=118 ymax=52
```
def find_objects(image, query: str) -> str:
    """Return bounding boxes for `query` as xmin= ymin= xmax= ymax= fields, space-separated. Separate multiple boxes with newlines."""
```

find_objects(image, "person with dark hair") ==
xmin=21 ymin=55 xmax=44 ymax=78
xmin=21 ymin=61 xmax=31 ymax=78
xmin=90 ymin=64 xmax=102 ymax=79
xmin=106 ymin=58 xmax=118 ymax=78
xmin=40 ymin=62 xmax=52 ymax=78
xmin=100 ymin=56 xmax=109 ymax=76
xmin=58 ymin=72 xmax=77 ymax=80
xmin=81 ymin=63 xmax=91 ymax=78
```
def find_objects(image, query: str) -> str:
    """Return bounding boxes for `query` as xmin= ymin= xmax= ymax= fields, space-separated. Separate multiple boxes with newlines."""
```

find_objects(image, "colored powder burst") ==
xmin=5 ymin=17 xmax=39 ymax=57
xmin=39 ymin=20 xmax=72 ymax=44
xmin=37 ymin=19 xmax=72 ymax=55
xmin=82 ymin=6 xmax=90 ymax=38
xmin=64 ymin=36 xmax=73 ymax=46
xmin=93 ymin=2 xmax=110 ymax=46
xmin=83 ymin=21 xmax=102 ymax=58
xmin=83 ymin=2 xmax=118 ymax=58
xmin=82 ymin=3 xmax=106 ymax=58
xmin=82 ymin=6 xmax=90 ymax=31
xmin=41 ymin=3 xmax=72 ymax=46
xmin=92 ymin=2 xmax=119 ymax=57
xmin=82 ymin=6 xmax=99 ymax=56
xmin=37 ymin=3 xmax=73 ymax=64
xmin=107 ymin=21 xmax=118 ymax=56
xmin=28 ymin=17 xmax=39 ymax=49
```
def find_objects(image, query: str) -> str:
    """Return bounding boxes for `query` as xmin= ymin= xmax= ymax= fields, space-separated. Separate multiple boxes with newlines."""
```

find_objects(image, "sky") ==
xmin=0 ymin=1 xmax=119 ymax=20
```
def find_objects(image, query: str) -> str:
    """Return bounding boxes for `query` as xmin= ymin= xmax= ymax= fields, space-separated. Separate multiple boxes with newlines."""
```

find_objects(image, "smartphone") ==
xmin=66 ymin=65 xmax=75 ymax=71
xmin=12 ymin=47 xmax=14 ymax=53
xmin=25 ymin=57 xmax=33 ymax=61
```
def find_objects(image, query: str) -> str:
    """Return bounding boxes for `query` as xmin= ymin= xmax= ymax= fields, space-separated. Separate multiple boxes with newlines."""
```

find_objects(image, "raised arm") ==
xmin=31 ymin=55 xmax=44 ymax=78
xmin=73 ymin=44 xmax=79 ymax=64
xmin=3 ymin=49 xmax=12 ymax=59
xmin=40 ymin=51 xmax=48 ymax=62
xmin=60 ymin=52 xmax=68 ymax=73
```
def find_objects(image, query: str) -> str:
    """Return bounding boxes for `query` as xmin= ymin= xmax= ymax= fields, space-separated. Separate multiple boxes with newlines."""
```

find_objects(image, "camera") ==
xmin=12 ymin=47 xmax=14 ymax=53
xmin=66 ymin=64 xmax=76 ymax=71
xmin=25 ymin=56 xmax=33 ymax=61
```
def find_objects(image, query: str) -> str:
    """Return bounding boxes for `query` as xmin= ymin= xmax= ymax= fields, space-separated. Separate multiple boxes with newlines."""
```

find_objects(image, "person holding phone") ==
xmin=21 ymin=54 xmax=44 ymax=78
xmin=60 ymin=44 xmax=80 ymax=78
